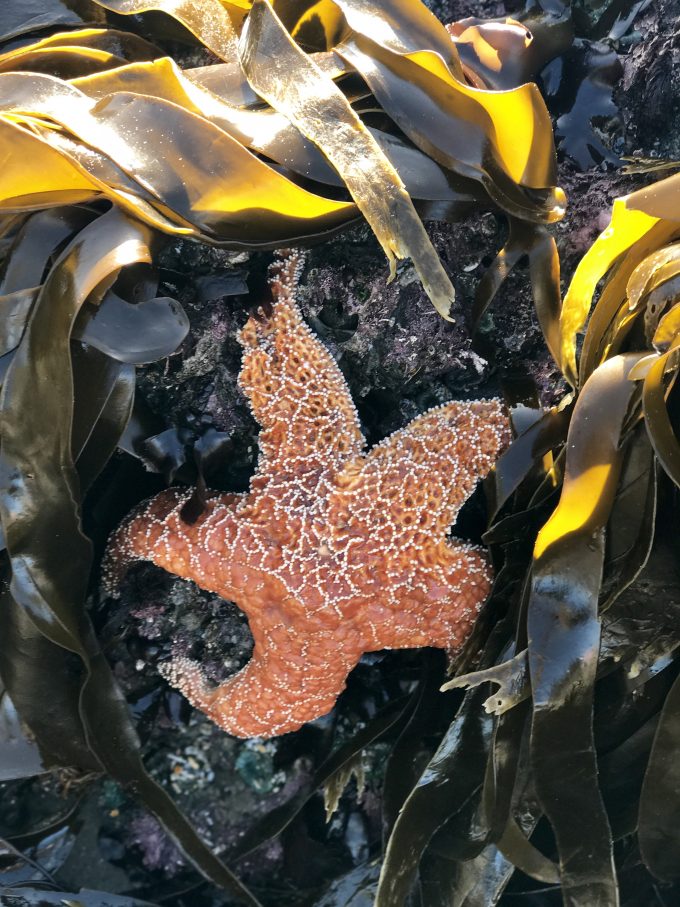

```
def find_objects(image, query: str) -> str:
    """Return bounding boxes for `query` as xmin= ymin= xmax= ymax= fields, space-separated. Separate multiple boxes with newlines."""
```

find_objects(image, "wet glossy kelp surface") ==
xmin=0 ymin=0 xmax=680 ymax=905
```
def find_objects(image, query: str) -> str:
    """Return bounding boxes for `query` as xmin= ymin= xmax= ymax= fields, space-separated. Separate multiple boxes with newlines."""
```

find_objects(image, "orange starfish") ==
xmin=103 ymin=253 xmax=510 ymax=738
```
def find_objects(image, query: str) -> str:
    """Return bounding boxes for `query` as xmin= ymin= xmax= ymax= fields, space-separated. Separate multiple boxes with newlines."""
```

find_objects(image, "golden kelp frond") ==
xmin=239 ymin=0 xmax=456 ymax=318
xmin=0 ymin=28 xmax=160 ymax=78
xmin=0 ymin=0 xmax=567 ymax=321
xmin=560 ymin=172 xmax=680 ymax=386
xmin=559 ymin=173 xmax=680 ymax=489
xmin=57 ymin=0 xmax=564 ymax=317
xmin=0 ymin=71 xmax=355 ymax=245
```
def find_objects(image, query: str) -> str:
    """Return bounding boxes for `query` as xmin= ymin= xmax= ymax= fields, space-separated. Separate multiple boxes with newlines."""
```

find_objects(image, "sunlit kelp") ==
xmin=0 ymin=0 xmax=565 ymax=322
xmin=373 ymin=175 xmax=680 ymax=905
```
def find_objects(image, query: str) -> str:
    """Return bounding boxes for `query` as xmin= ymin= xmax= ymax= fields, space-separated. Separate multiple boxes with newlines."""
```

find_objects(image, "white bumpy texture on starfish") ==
xmin=103 ymin=251 xmax=511 ymax=738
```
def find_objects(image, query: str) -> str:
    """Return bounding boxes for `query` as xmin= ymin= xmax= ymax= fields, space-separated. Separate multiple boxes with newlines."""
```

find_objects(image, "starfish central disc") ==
xmin=103 ymin=252 xmax=510 ymax=738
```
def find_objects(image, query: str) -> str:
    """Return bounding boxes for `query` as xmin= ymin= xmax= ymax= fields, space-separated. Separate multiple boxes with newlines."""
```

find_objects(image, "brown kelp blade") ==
xmin=239 ymin=0 xmax=456 ymax=318
xmin=0 ymin=208 xmax=260 ymax=905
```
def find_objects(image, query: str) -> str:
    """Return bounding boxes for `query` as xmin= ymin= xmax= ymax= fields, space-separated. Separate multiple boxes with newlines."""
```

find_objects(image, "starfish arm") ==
xmin=329 ymin=399 xmax=510 ymax=546
xmin=238 ymin=252 xmax=364 ymax=487
xmin=101 ymin=488 xmax=244 ymax=599
xmin=363 ymin=540 xmax=493 ymax=653
xmin=161 ymin=626 xmax=362 ymax=738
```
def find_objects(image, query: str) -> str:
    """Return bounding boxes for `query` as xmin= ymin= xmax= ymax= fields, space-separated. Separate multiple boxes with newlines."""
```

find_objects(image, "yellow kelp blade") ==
xmin=0 ymin=46 xmax=130 ymax=79
xmin=561 ymin=173 xmax=680 ymax=387
xmin=239 ymin=0 xmax=456 ymax=319
xmin=0 ymin=72 xmax=355 ymax=245
xmin=282 ymin=0 xmax=561 ymax=205
xmin=449 ymin=17 xmax=534 ymax=89
xmin=0 ymin=109 xmax=193 ymax=233
xmin=449 ymin=15 xmax=573 ymax=92
xmin=0 ymin=27 xmax=159 ymax=70
xmin=642 ymin=346 xmax=680 ymax=487
xmin=325 ymin=0 xmax=463 ymax=70
xmin=626 ymin=243 xmax=680 ymax=310
xmin=533 ymin=353 xmax=645 ymax=562
xmin=276 ymin=0 xmax=347 ymax=52
xmin=0 ymin=117 xmax=99 ymax=211
xmin=326 ymin=0 xmax=560 ymax=193
xmin=92 ymin=0 xmax=240 ymax=60
xmin=578 ymin=222 xmax=680 ymax=384
xmin=336 ymin=35 xmax=563 ymax=223
xmin=72 ymin=56 xmax=479 ymax=207
xmin=653 ymin=299 xmax=680 ymax=352
xmin=0 ymin=2 xmax=107 ymax=44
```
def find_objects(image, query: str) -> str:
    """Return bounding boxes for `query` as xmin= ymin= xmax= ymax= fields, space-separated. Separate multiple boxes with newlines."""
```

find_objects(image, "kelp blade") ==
xmin=528 ymin=354 xmax=646 ymax=905
xmin=239 ymin=0 xmax=456 ymax=318
xmin=0 ymin=72 xmax=357 ymax=245
xmin=561 ymin=174 xmax=680 ymax=386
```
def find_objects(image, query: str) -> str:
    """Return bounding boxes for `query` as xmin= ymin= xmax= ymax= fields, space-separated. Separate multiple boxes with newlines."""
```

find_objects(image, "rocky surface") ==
xmin=2 ymin=0 xmax=679 ymax=903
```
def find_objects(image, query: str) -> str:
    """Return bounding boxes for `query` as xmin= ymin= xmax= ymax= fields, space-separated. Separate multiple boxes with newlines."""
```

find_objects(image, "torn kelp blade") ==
xmin=528 ymin=354 xmax=647 ymax=905
xmin=239 ymin=0 xmax=456 ymax=319
xmin=441 ymin=650 xmax=530 ymax=716
xmin=0 ymin=208 xmax=260 ymax=907
xmin=638 ymin=668 xmax=680 ymax=880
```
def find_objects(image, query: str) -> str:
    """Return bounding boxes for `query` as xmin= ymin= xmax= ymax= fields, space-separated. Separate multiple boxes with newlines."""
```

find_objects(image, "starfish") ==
xmin=103 ymin=253 xmax=510 ymax=738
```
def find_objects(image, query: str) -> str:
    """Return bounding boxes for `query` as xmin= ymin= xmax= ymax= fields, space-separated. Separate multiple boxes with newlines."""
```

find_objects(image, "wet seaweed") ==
xmin=0 ymin=1 xmax=678 ymax=906
xmin=387 ymin=172 xmax=680 ymax=906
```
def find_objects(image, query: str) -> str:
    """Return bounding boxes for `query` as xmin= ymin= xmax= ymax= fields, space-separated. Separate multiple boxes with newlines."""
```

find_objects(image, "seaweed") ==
xmin=380 ymin=172 xmax=680 ymax=906
xmin=0 ymin=1 xmax=677 ymax=905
